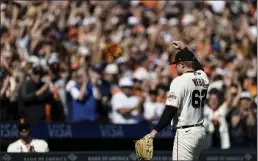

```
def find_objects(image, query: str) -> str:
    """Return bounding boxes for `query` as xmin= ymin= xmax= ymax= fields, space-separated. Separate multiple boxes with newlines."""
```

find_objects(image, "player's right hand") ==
xmin=171 ymin=41 xmax=185 ymax=50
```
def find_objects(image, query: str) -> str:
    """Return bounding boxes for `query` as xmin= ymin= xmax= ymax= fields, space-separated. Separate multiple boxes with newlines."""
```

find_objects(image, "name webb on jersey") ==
xmin=168 ymin=69 xmax=209 ymax=129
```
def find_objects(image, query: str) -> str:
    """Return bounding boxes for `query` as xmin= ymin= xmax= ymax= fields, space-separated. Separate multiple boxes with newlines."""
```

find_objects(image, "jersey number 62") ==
xmin=191 ymin=89 xmax=207 ymax=108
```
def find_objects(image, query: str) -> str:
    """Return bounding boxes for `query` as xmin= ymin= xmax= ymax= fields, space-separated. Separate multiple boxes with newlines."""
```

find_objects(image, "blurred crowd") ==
xmin=0 ymin=1 xmax=257 ymax=148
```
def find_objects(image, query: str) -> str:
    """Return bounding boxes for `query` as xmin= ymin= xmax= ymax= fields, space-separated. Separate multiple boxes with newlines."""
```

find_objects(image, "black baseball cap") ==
xmin=170 ymin=48 xmax=203 ymax=70
xmin=170 ymin=48 xmax=198 ymax=64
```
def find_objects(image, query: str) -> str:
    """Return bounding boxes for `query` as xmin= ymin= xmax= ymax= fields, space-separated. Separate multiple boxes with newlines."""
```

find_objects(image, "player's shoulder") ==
xmin=196 ymin=70 xmax=210 ymax=84
xmin=32 ymin=139 xmax=48 ymax=146
xmin=8 ymin=139 xmax=20 ymax=148
xmin=7 ymin=139 xmax=21 ymax=152
xmin=183 ymin=70 xmax=209 ymax=81
xmin=196 ymin=70 xmax=208 ymax=76
xmin=172 ymin=76 xmax=183 ymax=82
xmin=171 ymin=75 xmax=187 ymax=85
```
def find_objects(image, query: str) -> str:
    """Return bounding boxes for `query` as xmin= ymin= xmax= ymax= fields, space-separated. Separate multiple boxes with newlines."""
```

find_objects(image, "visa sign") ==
xmin=100 ymin=125 xmax=124 ymax=138
xmin=0 ymin=124 xmax=19 ymax=138
xmin=48 ymin=124 xmax=72 ymax=138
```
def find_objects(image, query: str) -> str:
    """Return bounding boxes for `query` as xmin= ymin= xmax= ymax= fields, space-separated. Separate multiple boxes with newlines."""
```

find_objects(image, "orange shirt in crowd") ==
xmin=248 ymin=84 xmax=257 ymax=97
xmin=140 ymin=0 xmax=159 ymax=9
xmin=196 ymin=42 xmax=204 ymax=52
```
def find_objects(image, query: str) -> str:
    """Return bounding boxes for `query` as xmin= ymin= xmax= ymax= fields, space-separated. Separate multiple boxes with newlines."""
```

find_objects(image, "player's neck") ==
xmin=183 ymin=69 xmax=195 ymax=74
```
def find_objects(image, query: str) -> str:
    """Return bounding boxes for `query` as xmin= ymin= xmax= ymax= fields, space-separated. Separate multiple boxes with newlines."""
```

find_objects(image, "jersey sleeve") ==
xmin=165 ymin=78 xmax=184 ymax=108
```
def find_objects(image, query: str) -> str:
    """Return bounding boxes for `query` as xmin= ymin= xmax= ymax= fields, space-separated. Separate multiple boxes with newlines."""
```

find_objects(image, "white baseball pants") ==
xmin=172 ymin=126 xmax=206 ymax=161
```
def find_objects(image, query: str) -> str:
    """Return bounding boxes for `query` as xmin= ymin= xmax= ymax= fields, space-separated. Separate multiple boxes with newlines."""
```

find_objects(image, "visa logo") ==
xmin=48 ymin=124 xmax=72 ymax=138
xmin=0 ymin=124 xmax=19 ymax=138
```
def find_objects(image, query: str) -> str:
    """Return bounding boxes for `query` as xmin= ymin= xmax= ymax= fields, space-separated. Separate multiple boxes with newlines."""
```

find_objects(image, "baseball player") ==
xmin=7 ymin=122 xmax=49 ymax=153
xmin=147 ymin=41 xmax=210 ymax=161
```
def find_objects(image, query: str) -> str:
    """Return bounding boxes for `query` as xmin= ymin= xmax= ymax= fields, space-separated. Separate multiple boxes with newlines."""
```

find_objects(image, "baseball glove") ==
xmin=135 ymin=134 xmax=154 ymax=160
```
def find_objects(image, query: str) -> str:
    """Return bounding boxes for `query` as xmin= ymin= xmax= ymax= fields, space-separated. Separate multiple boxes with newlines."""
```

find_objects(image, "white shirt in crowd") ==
xmin=110 ymin=92 xmax=141 ymax=124
xmin=203 ymin=102 xmax=230 ymax=149
xmin=7 ymin=139 xmax=49 ymax=153
xmin=143 ymin=99 xmax=165 ymax=123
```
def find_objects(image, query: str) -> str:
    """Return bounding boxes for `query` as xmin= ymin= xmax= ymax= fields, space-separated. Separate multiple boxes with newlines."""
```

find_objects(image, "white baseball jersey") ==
xmin=166 ymin=70 xmax=210 ymax=128
xmin=7 ymin=139 xmax=49 ymax=153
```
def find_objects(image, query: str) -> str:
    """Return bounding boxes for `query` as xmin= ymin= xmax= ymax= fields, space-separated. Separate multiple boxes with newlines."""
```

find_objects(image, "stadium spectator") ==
xmin=19 ymin=62 xmax=53 ymax=124
xmin=110 ymin=77 xmax=144 ymax=124
xmin=203 ymin=88 xmax=231 ymax=149
xmin=65 ymin=68 xmax=78 ymax=120
xmin=67 ymin=67 xmax=98 ymax=122
xmin=0 ymin=68 xmax=13 ymax=121
xmin=104 ymin=63 xmax=119 ymax=94
xmin=116 ymin=57 xmax=132 ymax=78
xmin=45 ymin=54 xmax=67 ymax=121
xmin=143 ymin=89 xmax=165 ymax=124
xmin=90 ymin=64 xmax=112 ymax=123
xmin=228 ymin=91 xmax=257 ymax=147
xmin=156 ymin=84 xmax=167 ymax=104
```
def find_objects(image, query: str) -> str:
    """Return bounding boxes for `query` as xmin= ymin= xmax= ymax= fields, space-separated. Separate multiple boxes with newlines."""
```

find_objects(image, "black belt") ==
xmin=172 ymin=123 xmax=203 ymax=132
